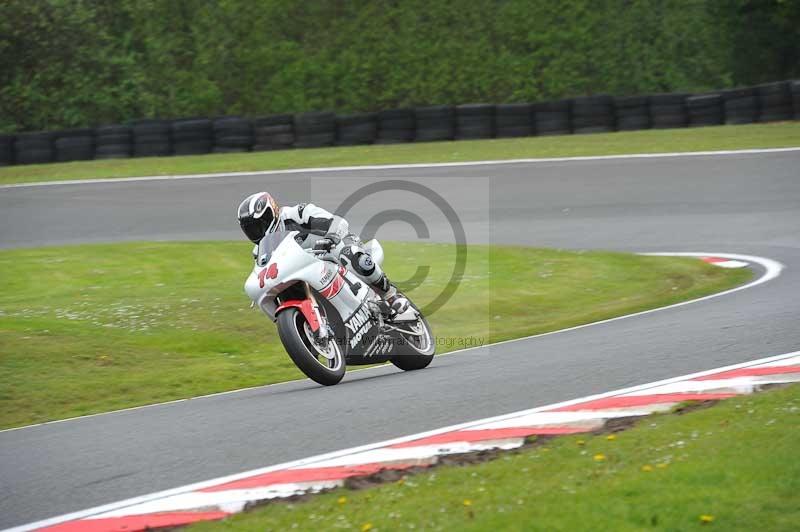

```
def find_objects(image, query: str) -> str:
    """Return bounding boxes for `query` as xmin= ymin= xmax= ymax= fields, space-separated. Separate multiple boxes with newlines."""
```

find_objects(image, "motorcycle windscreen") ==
xmin=256 ymin=230 xmax=291 ymax=266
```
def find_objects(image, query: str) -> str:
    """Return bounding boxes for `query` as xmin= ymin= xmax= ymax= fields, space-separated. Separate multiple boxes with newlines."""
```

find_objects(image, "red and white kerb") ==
xmin=35 ymin=351 xmax=800 ymax=532
xmin=700 ymin=256 xmax=750 ymax=269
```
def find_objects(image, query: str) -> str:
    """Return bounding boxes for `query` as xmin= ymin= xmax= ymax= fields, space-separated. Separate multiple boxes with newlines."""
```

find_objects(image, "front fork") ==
xmin=305 ymin=283 xmax=328 ymax=340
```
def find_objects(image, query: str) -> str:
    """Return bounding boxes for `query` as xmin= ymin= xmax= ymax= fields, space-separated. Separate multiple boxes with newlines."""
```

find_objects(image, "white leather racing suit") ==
xmin=254 ymin=203 xmax=396 ymax=298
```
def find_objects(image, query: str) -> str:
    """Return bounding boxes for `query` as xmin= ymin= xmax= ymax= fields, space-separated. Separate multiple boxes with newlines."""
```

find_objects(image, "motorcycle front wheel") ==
xmin=277 ymin=308 xmax=345 ymax=386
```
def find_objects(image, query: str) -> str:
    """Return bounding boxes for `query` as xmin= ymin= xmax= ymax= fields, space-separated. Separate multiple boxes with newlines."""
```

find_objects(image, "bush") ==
xmin=1 ymin=0 xmax=797 ymax=132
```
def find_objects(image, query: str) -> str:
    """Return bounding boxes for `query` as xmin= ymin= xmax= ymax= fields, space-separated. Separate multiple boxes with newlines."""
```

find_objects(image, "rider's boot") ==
xmin=356 ymin=254 xmax=410 ymax=315
xmin=376 ymin=276 xmax=410 ymax=315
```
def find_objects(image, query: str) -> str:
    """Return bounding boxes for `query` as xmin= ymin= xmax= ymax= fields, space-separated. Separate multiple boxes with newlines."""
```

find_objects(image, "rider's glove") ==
xmin=324 ymin=233 xmax=342 ymax=246
xmin=313 ymin=239 xmax=332 ymax=252
xmin=313 ymin=233 xmax=341 ymax=252
xmin=313 ymin=237 xmax=335 ymax=253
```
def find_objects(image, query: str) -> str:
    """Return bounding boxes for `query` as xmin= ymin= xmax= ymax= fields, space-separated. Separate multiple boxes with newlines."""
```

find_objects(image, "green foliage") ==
xmin=711 ymin=0 xmax=800 ymax=85
xmin=0 ymin=0 xmax=139 ymax=131
xmin=1 ymin=0 xmax=797 ymax=132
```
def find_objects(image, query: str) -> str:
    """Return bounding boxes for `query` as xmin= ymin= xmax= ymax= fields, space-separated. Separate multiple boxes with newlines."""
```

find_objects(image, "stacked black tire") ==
xmin=687 ymin=94 xmax=724 ymax=127
xmin=54 ymin=129 xmax=94 ymax=162
xmin=494 ymin=104 xmax=533 ymax=138
xmin=294 ymin=112 xmax=336 ymax=148
xmin=756 ymin=82 xmax=793 ymax=122
xmin=376 ymin=109 xmax=415 ymax=143
xmin=336 ymin=113 xmax=377 ymax=146
xmin=789 ymin=81 xmax=800 ymax=120
xmin=650 ymin=94 xmax=687 ymax=129
xmin=213 ymin=117 xmax=253 ymax=153
xmin=14 ymin=132 xmax=54 ymax=165
xmin=571 ymin=95 xmax=615 ymax=134
xmin=171 ymin=118 xmax=213 ymax=155
xmin=793 ymin=81 xmax=800 ymax=119
xmin=415 ymin=106 xmax=455 ymax=142
xmin=252 ymin=115 xmax=294 ymax=151
xmin=132 ymin=120 xmax=171 ymax=157
xmin=534 ymin=100 xmax=571 ymax=135
xmin=721 ymin=87 xmax=758 ymax=125
xmin=0 ymin=135 xmax=14 ymax=166
xmin=456 ymin=104 xmax=494 ymax=139
xmin=95 ymin=125 xmax=132 ymax=158
xmin=3 ymin=79 xmax=800 ymax=168
xmin=614 ymin=96 xmax=650 ymax=131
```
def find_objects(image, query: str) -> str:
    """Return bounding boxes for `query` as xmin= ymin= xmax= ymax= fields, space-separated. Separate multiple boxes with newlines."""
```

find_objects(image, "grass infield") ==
xmin=0 ymin=242 xmax=749 ymax=429
xmin=192 ymin=384 xmax=800 ymax=531
xmin=0 ymin=122 xmax=798 ymax=185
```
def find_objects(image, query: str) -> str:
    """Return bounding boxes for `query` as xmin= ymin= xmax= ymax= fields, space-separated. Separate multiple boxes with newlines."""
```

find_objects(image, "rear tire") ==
xmin=277 ymin=308 xmax=345 ymax=386
xmin=390 ymin=309 xmax=435 ymax=371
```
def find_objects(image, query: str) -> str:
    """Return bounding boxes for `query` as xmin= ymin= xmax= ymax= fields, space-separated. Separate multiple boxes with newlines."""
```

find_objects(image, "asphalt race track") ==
xmin=1 ymin=150 xmax=799 ymax=528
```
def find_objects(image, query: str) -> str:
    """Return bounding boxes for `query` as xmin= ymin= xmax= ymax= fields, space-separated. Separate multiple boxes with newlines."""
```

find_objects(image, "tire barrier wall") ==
xmin=1 ymin=80 xmax=798 ymax=166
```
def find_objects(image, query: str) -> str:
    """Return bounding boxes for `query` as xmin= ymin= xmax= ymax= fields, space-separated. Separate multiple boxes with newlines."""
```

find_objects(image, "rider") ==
xmin=237 ymin=191 xmax=410 ymax=314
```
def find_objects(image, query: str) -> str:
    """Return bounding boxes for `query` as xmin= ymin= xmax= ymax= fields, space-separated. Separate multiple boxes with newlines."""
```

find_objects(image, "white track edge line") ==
xmin=0 ymin=251 xmax=782 ymax=435
xmin=11 ymin=348 xmax=799 ymax=532
xmin=2 ymin=147 xmax=798 ymax=189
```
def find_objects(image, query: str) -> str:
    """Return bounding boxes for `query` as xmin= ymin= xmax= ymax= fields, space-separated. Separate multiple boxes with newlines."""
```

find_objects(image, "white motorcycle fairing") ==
xmin=244 ymin=231 xmax=384 ymax=354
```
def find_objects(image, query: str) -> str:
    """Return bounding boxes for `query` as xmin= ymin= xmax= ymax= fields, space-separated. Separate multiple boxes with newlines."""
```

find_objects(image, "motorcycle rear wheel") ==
xmin=390 ymin=310 xmax=435 ymax=371
xmin=277 ymin=308 xmax=345 ymax=386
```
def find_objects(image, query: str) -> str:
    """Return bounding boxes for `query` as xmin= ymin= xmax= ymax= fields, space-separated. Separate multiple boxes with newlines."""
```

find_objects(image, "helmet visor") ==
xmin=240 ymin=212 xmax=275 ymax=243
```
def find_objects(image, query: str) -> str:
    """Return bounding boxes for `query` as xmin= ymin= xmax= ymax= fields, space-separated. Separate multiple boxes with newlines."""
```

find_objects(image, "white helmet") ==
xmin=237 ymin=192 xmax=282 ymax=243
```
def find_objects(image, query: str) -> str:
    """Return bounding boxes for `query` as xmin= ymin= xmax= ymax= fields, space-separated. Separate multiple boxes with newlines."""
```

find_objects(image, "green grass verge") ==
xmin=192 ymin=384 xmax=800 ymax=532
xmin=1 ymin=122 xmax=798 ymax=185
xmin=0 ymin=242 xmax=749 ymax=429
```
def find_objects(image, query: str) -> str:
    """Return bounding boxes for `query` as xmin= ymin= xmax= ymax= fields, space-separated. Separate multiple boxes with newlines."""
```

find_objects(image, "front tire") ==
xmin=277 ymin=308 xmax=345 ymax=386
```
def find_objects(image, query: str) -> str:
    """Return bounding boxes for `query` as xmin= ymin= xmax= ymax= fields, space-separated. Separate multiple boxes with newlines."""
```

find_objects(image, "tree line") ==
xmin=1 ymin=0 xmax=797 ymax=132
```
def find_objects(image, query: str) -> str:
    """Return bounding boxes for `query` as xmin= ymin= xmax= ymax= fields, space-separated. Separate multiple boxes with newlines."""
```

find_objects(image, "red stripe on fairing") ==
xmin=549 ymin=393 xmax=736 ymax=411
xmin=693 ymin=365 xmax=800 ymax=381
xmin=200 ymin=462 xmax=421 ymax=492
xmin=40 ymin=511 xmax=230 ymax=531
xmin=320 ymin=274 xmax=344 ymax=299
xmin=388 ymin=427 xmax=589 ymax=448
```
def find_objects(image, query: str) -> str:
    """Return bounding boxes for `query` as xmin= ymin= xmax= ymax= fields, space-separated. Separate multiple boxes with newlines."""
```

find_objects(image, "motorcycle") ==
xmin=244 ymin=230 xmax=435 ymax=385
